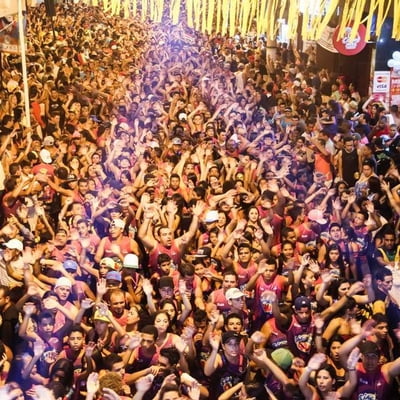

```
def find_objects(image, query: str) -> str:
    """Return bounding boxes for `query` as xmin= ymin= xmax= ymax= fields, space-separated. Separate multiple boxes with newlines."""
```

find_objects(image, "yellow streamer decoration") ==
xmin=207 ymin=0 xmax=215 ymax=34
xmin=186 ymin=0 xmax=193 ymax=27
xmin=92 ymin=0 xmax=396 ymax=42
xmin=338 ymin=0 xmax=351 ymax=38
xmin=394 ymin=0 xmax=400 ymax=39
xmin=215 ymin=0 xmax=222 ymax=33
xmin=240 ymin=0 xmax=251 ymax=35
xmin=193 ymin=0 xmax=201 ymax=31
xmin=229 ymin=0 xmax=236 ymax=37
xmin=375 ymin=0 xmax=392 ymax=38
xmin=316 ymin=0 xmax=339 ymax=38
xmin=131 ymin=0 xmax=137 ymax=17
xmin=201 ymin=0 xmax=207 ymax=32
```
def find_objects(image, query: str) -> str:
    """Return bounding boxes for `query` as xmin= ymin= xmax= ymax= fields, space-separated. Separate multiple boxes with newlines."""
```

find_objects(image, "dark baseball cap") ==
xmin=222 ymin=331 xmax=241 ymax=344
xmin=294 ymin=296 xmax=311 ymax=310
xmin=360 ymin=341 xmax=380 ymax=356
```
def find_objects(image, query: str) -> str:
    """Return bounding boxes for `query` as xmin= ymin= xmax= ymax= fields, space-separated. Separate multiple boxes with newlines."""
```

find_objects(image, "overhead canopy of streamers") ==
xmin=86 ymin=0 xmax=400 ymax=41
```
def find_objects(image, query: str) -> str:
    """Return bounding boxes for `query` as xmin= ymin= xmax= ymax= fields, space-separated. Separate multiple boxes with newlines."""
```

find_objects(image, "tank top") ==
xmin=354 ymin=364 xmax=393 ymax=399
xmin=103 ymin=236 xmax=133 ymax=258
xmin=234 ymin=260 xmax=257 ymax=289
xmin=210 ymin=288 xmax=231 ymax=314
xmin=265 ymin=318 xmax=289 ymax=350
xmin=286 ymin=316 xmax=315 ymax=362
xmin=210 ymin=353 xmax=247 ymax=400
xmin=148 ymin=241 xmax=181 ymax=269
xmin=342 ymin=148 xmax=359 ymax=187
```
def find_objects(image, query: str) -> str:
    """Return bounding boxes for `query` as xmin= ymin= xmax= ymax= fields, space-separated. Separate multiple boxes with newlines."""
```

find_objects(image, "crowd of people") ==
xmin=0 ymin=1 xmax=400 ymax=399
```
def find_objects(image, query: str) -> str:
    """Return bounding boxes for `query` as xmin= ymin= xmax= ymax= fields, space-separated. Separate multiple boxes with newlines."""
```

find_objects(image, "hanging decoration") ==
xmin=81 ymin=0 xmax=396 ymax=42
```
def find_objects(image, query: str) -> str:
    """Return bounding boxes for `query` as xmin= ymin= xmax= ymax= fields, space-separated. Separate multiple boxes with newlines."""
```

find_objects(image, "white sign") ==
xmin=373 ymin=71 xmax=391 ymax=93
xmin=0 ymin=0 xmax=25 ymax=17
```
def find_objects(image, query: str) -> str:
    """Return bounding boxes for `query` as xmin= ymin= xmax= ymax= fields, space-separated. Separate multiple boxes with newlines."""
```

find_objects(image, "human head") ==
xmin=315 ymin=364 xmax=336 ymax=394
xmin=68 ymin=324 xmax=85 ymax=351
xmin=108 ymin=289 xmax=126 ymax=317
xmin=153 ymin=310 xmax=171 ymax=334
xmin=224 ymin=312 xmax=244 ymax=333
xmin=221 ymin=270 xmax=238 ymax=291
xmin=375 ymin=267 xmax=393 ymax=294
xmin=360 ymin=340 xmax=380 ymax=372
xmin=293 ymin=296 xmax=312 ymax=324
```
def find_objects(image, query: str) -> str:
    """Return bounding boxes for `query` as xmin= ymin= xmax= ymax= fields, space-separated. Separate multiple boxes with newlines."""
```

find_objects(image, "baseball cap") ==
xmin=360 ymin=341 xmax=380 ymax=356
xmin=123 ymin=253 xmax=139 ymax=269
xmin=63 ymin=259 xmax=78 ymax=272
xmin=66 ymin=174 xmax=78 ymax=182
xmin=93 ymin=310 xmax=110 ymax=323
xmin=294 ymin=296 xmax=311 ymax=310
xmin=225 ymin=288 xmax=245 ymax=301
xmin=222 ymin=331 xmax=241 ymax=344
xmin=308 ymin=209 xmax=327 ymax=225
xmin=159 ymin=276 xmax=174 ymax=289
xmin=100 ymin=257 xmax=116 ymax=270
xmin=271 ymin=348 xmax=294 ymax=369
xmin=119 ymin=122 xmax=130 ymax=131
xmin=106 ymin=271 xmax=122 ymax=282
xmin=111 ymin=219 xmax=125 ymax=229
xmin=204 ymin=210 xmax=219 ymax=223
xmin=172 ymin=137 xmax=182 ymax=145
xmin=195 ymin=247 xmax=212 ymax=258
xmin=4 ymin=238 xmax=23 ymax=252
xmin=39 ymin=149 xmax=52 ymax=164
xmin=54 ymin=277 xmax=72 ymax=289
xmin=43 ymin=136 xmax=55 ymax=146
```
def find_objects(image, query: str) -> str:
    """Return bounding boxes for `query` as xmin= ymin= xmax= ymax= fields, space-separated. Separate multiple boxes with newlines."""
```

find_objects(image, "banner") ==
xmin=391 ymin=75 xmax=400 ymax=106
xmin=373 ymin=71 xmax=391 ymax=93
xmin=0 ymin=0 xmax=23 ymax=17
xmin=0 ymin=16 xmax=20 ymax=53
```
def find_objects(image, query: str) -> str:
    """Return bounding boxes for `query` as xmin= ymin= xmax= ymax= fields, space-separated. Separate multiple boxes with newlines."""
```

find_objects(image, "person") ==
xmin=339 ymin=320 xmax=400 ymax=399
xmin=245 ymin=258 xmax=288 ymax=329
xmin=138 ymin=202 xmax=204 ymax=270
xmin=0 ymin=285 xmax=20 ymax=353
xmin=299 ymin=350 xmax=359 ymax=400
xmin=95 ymin=218 xmax=140 ymax=263
xmin=204 ymin=331 xmax=248 ymax=400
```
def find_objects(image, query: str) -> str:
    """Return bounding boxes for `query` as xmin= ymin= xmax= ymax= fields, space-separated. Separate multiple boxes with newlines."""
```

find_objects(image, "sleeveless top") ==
xmin=342 ymin=148 xmax=359 ymax=187
xmin=286 ymin=316 xmax=315 ymax=362
xmin=103 ymin=236 xmax=133 ymax=258
xmin=265 ymin=317 xmax=289 ymax=350
xmin=210 ymin=353 xmax=247 ymax=400
xmin=210 ymin=288 xmax=231 ymax=314
xmin=354 ymin=364 xmax=393 ymax=399
xmin=149 ymin=241 xmax=181 ymax=269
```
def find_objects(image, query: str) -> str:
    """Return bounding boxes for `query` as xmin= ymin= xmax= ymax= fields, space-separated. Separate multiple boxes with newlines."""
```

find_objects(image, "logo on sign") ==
xmin=333 ymin=23 xmax=367 ymax=56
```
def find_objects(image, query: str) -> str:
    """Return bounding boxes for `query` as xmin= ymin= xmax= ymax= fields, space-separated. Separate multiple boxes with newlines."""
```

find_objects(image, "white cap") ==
xmin=111 ymin=219 xmax=125 ymax=229
xmin=123 ymin=253 xmax=139 ymax=269
xmin=225 ymin=288 xmax=245 ymax=301
xmin=39 ymin=149 xmax=52 ymax=164
xmin=54 ymin=277 xmax=72 ymax=289
xmin=4 ymin=238 xmax=23 ymax=252
xmin=204 ymin=210 xmax=219 ymax=224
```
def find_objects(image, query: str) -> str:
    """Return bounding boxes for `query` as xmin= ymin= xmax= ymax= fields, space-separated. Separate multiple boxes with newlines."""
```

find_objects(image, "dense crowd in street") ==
xmin=0 ymin=1 xmax=400 ymax=399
